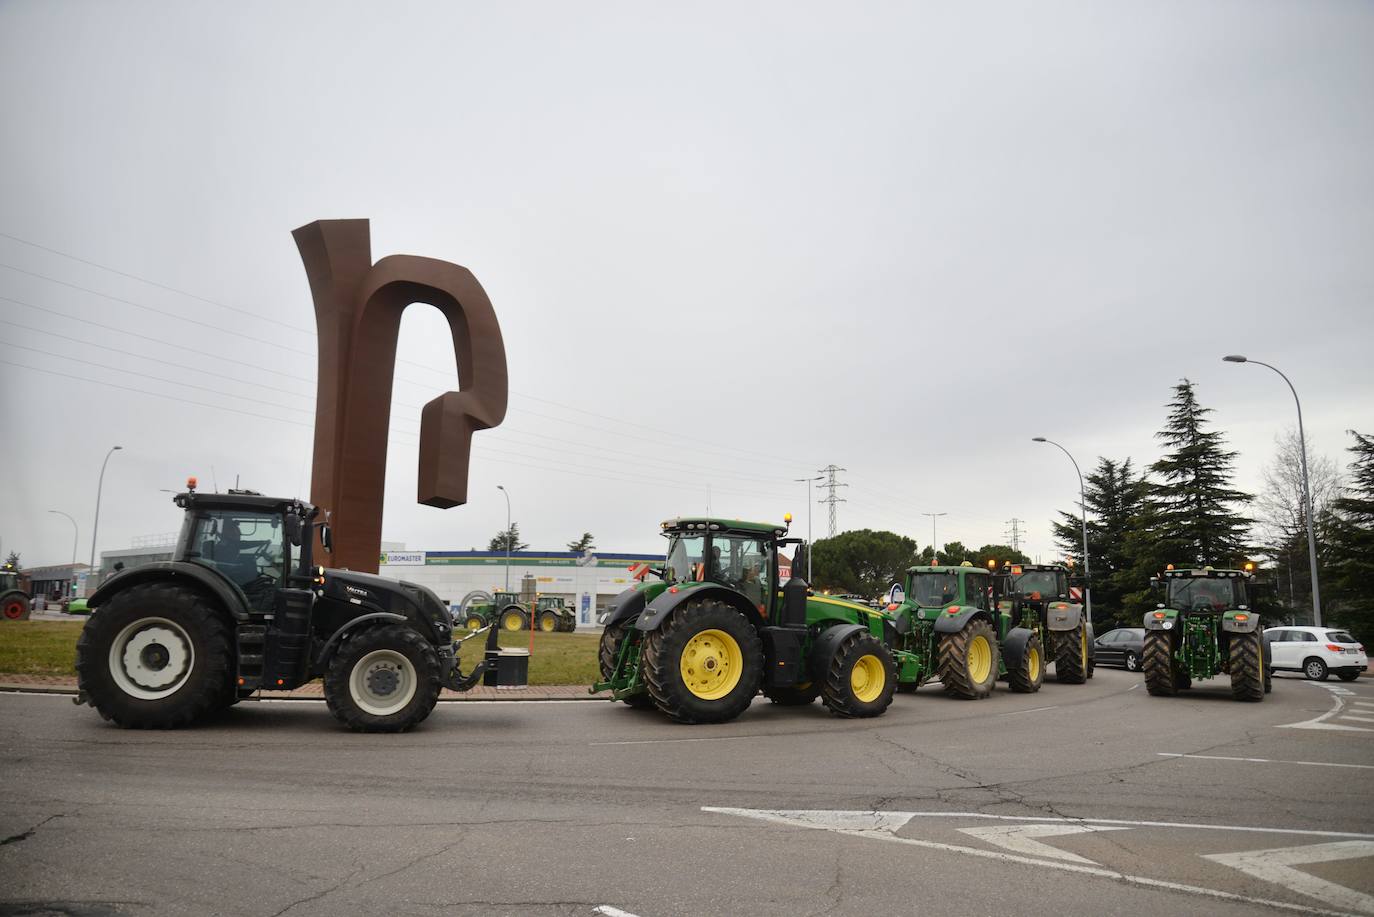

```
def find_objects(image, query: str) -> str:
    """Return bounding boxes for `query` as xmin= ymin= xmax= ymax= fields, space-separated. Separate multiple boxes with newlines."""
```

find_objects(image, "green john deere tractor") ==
xmin=594 ymin=516 xmax=899 ymax=723
xmin=459 ymin=590 xmax=531 ymax=632
xmin=997 ymin=563 xmax=1094 ymax=684
xmin=1143 ymin=565 xmax=1270 ymax=701
xmin=884 ymin=562 xmax=1043 ymax=699
xmin=534 ymin=596 xmax=577 ymax=632
xmin=1 ymin=563 xmax=31 ymax=621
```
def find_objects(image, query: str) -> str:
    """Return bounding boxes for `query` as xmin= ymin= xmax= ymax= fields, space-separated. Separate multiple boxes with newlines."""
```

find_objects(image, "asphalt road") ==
xmin=3 ymin=667 xmax=1373 ymax=917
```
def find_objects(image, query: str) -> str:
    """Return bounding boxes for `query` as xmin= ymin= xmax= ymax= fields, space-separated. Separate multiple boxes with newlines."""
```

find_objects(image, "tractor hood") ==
xmin=319 ymin=570 xmax=451 ymax=641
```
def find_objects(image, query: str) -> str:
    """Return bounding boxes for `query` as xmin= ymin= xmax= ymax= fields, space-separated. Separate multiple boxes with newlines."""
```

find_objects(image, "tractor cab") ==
xmin=1156 ymin=566 xmax=1253 ymax=614
xmin=902 ymin=564 xmax=993 ymax=622
xmin=657 ymin=517 xmax=792 ymax=616
xmin=1001 ymin=563 xmax=1070 ymax=607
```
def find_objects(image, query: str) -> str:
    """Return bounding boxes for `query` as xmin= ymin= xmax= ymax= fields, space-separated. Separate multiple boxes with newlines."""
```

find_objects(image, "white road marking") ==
xmin=703 ymin=807 xmax=1360 ymax=917
xmin=997 ymin=705 xmax=1059 ymax=717
xmin=593 ymin=907 xmax=644 ymax=917
xmin=1279 ymin=684 xmax=1374 ymax=733
xmin=1158 ymin=753 xmax=1374 ymax=771
xmin=1129 ymin=682 xmax=1142 ymax=691
xmin=1340 ymin=714 xmax=1374 ymax=724
xmin=1353 ymin=702 xmax=1374 ymax=709
xmin=958 ymin=823 xmax=1128 ymax=864
xmin=1206 ymin=842 xmax=1374 ymax=915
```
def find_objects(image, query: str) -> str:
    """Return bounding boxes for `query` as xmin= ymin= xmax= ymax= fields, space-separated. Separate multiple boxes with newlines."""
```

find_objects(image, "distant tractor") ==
xmin=998 ymin=563 xmax=1095 ymax=684
xmin=1143 ymin=565 xmax=1270 ymax=701
xmin=595 ymin=516 xmax=898 ymax=723
xmin=885 ymin=562 xmax=1043 ymax=699
xmin=534 ymin=596 xmax=577 ymax=632
xmin=1 ymin=563 xmax=31 ymax=621
xmin=459 ymin=590 xmax=532 ymax=632
xmin=76 ymin=481 xmax=522 ymax=732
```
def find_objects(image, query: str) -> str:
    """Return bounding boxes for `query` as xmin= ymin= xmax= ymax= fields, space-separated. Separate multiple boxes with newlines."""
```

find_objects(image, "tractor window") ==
xmin=663 ymin=535 xmax=706 ymax=584
xmin=1011 ymin=571 xmax=1062 ymax=599
xmin=710 ymin=534 xmax=769 ymax=606
xmin=910 ymin=573 xmax=959 ymax=607
xmin=188 ymin=510 xmax=286 ymax=612
xmin=1167 ymin=577 xmax=1244 ymax=611
xmin=963 ymin=574 xmax=989 ymax=610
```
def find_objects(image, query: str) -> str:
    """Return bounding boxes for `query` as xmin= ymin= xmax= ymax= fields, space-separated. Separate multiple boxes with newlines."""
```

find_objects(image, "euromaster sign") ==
xmin=379 ymin=552 xmax=426 ymax=566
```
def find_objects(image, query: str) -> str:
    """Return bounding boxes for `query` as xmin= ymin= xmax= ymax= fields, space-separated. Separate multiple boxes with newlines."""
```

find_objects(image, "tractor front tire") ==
xmin=324 ymin=625 xmax=441 ymax=733
xmin=500 ymin=607 xmax=529 ymax=632
xmin=764 ymin=683 xmax=821 ymax=706
xmin=641 ymin=600 xmax=762 ymax=724
xmin=598 ymin=621 xmax=654 ymax=709
xmin=938 ymin=618 xmax=999 ymax=700
xmin=1052 ymin=623 xmax=1090 ymax=684
xmin=1143 ymin=630 xmax=1178 ymax=696
xmin=820 ymin=630 xmax=897 ymax=718
xmin=75 ymin=582 xmax=233 ymax=728
xmin=2 ymin=593 xmax=31 ymax=621
xmin=465 ymin=615 xmax=486 ymax=630
xmin=1229 ymin=631 xmax=1264 ymax=702
xmin=1007 ymin=633 xmax=1045 ymax=694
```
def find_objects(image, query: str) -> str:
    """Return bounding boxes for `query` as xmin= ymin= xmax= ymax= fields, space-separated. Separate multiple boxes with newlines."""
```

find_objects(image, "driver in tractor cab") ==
xmin=208 ymin=519 xmax=257 ymax=587
xmin=740 ymin=562 xmax=763 ymax=604
xmin=1191 ymin=578 xmax=1226 ymax=611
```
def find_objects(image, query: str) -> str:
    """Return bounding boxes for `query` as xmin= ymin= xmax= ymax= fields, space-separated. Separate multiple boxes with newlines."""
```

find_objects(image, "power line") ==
xmin=817 ymin=464 xmax=848 ymax=538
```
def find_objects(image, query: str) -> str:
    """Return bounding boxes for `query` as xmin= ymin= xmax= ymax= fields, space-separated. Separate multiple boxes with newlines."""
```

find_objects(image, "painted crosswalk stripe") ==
xmin=1158 ymin=753 xmax=1374 ymax=771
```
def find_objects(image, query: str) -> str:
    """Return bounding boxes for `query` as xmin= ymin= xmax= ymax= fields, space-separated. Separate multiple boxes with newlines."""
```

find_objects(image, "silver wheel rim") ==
xmin=108 ymin=616 xmax=195 ymax=700
xmin=1126 ymin=653 xmax=1138 ymax=671
xmin=348 ymin=649 xmax=417 ymax=716
xmin=1306 ymin=661 xmax=1324 ymax=679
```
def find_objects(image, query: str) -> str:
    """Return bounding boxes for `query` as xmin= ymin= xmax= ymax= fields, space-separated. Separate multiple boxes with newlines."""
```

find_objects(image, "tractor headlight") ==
xmin=1162 ymin=621 xmax=1174 ymax=630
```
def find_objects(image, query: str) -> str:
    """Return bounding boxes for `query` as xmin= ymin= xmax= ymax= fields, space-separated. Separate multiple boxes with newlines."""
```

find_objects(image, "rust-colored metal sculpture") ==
xmin=294 ymin=219 xmax=507 ymax=573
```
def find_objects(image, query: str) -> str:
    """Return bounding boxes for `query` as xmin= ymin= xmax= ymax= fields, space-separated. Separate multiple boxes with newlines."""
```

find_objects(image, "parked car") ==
xmin=1093 ymin=627 xmax=1145 ymax=671
xmin=1264 ymin=626 xmax=1367 ymax=681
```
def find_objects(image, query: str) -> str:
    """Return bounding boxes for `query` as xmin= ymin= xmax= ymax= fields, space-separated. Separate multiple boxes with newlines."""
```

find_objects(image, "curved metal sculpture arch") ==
xmin=293 ymin=219 xmax=507 ymax=573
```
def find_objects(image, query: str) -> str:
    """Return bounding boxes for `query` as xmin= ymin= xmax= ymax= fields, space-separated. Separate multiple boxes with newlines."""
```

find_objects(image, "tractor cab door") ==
xmin=708 ymin=532 xmax=771 ymax=616
xmin=186 ymin=508 xmax=290 ymax=615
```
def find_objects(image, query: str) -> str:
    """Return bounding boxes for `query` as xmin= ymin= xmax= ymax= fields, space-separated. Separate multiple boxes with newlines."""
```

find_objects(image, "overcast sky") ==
xmin=1 ymin=1 xmax=1371 ymax=572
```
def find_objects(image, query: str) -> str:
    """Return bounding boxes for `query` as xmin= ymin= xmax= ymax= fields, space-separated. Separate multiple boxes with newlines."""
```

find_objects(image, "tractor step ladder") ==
xmin=236 ymin=624 xmax=267 ymax=689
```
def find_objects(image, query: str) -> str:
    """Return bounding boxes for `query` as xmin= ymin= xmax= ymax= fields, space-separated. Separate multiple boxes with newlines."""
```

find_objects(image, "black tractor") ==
xmin=76 ymin=481 xmax=521 ymax=732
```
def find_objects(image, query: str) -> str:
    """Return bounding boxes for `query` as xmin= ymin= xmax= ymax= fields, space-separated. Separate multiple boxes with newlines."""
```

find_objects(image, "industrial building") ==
xmin=376 ymin=549 xmax=665 ymax=627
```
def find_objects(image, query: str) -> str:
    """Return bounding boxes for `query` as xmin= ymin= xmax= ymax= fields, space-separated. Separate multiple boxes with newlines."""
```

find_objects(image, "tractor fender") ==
xmin=1144 ymin=608 xmax=1179 ymax=631
xmin=932 ymin=607 xmax=993 ymax=635
xmin=1221 ymin=611 xmax=1260 ymax=634
xmin=87 ymin=562 xmax=250 ymax=622
xmin=807 ymin=623 xmax=869 ymax=682
xmin=602 ymin=587 xmax=647 ymax=629
xmin=1045 ymin=602 xmax=1083 ymax=632
xmin=316 ymin=612 xmax=409 ymax=667
xmin=634 ymin=585 xmax=763 ymax=634
xmin=1001 ymin=626 xmax=1035 ymax=674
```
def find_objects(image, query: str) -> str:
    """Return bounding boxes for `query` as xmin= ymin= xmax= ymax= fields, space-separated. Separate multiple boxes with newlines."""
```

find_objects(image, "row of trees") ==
xmin=485 ymin=526 xmax=595 ymax=554
xmin=808 ymin=529 xmax=1029 ymax=599
xmin=1046 ymin=380 xmax=1371 ymax=641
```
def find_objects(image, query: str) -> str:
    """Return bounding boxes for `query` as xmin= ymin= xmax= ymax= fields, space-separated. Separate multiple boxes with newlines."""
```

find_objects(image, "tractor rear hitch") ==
xmin=444 ymin=623 xmax=502 ymax=691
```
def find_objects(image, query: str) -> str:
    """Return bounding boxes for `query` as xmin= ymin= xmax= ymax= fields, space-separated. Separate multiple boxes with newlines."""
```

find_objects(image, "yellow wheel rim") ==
xmin=1080 ymin=626 xmax=1089 ymax=669
xmin=851 ymin=654 xmax=885 ymax=703
xmin=968 ymin=635 xmax=992 ymax=684
xmin=679 ymin=629 xmax=744 ymax=701
xmin=1028 ymin=645 xmax=1041 ymax=681
xmin=540 ymin=616 xmax=556 ymax=632
xmin=467 ymin=618 xmax=484 ymax=630
xmin=503 ymin=612 xmax=524 ymax=631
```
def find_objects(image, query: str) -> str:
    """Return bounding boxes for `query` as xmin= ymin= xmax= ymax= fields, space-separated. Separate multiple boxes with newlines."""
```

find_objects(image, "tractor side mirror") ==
xmin=790 ymin=544 xmax=808 ymax=583
xmin=320 ymin=524 xmax=334 ymax=553
xmin=1149 ymin=577 xmax=1161 ymax=591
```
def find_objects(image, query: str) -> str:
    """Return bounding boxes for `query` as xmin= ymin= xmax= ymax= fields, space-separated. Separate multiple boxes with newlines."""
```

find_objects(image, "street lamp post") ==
xmin=1224 ymin=355 xmax=1322 ymax=626
xmin=89 ymin=446 xmax=123 ymax=573
xmin=497 ymin=484 xmax=511 ymax=591
xmin=922 ymin=512 xmax=947 ymax=564
xmin=48 ymin=510 xmax=78 ymax=568
xmin=793 ymin=474 xmax=823 ymax=581
xmin=1032 ymin=437 xmax=1092 ymax=624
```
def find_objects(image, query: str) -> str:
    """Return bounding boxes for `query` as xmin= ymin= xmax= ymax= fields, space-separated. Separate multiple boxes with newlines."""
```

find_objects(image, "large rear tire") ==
xmin=641 ymin=600 xmax=762 ymax=724
xmin=1143 ymin=630 xmax=1178 ymax=697
xmin=75 ymin=582 xmax=233 ymax=728
xmin=500 ymin=607 xmax=529 ymax=632
xmin=324 ymin=625 xmax=441 ymax=733
xmin=538 ymin=611 xmax=559 ymax=632
xmin=1229 ymin=631 xmax=1264 ymax=702
xmin=1052 ymin=623 xmax=1089 ymax=684
xmin=598 ymin=621 xmax=654 ymax=708
xmin=938 ymin=618 xmax=999 ymax=700
xmin=2 ymin=593 xmax=31 ymax=621
xmin=1006 ymin=633 xmax=1045 ymax=694
xmin=820 ymin=630 xmax=896 ymax=718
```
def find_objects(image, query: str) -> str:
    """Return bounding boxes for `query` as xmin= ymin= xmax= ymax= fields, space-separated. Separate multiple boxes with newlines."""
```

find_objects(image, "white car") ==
xmin=1264 ymin=626 xmax=1367 ymax=682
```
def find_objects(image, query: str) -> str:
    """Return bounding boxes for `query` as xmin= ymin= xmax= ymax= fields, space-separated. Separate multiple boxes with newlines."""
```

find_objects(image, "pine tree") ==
xmin=488 ymin=524 xmax=528 ymax=553
xmin=1327 ymin=430 xmax=1374 ymax=643
xmin=1051 ymin=457 xmax=1150 ymax=626
xmin=566 ymin=532 xmax=595 ymax=553
xmin=1149 ymin=379 xmax=1252 ymax=566
xmin=3 ymin=551 xmax=19 ymax=572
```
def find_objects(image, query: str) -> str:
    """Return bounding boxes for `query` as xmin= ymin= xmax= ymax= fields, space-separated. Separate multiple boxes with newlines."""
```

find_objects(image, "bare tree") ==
xmin=1256 ymin=428 xmax=1341 ymax=546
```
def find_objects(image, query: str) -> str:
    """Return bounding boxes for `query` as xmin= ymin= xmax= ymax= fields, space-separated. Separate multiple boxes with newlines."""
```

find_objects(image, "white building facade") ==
xmin=376 ymin=549 xmax=665 ymax=628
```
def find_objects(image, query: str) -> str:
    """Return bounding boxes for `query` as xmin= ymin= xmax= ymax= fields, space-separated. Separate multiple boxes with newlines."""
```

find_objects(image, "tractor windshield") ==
xmin=1011 ymin=571 xmax=1064 ymax=599
xmin=663 ymin=535 xmax=706 ymax=584
xmin=187 ymin=509 xmax=286 ymax=612
xmin=1167 ymin=576 xmax=1245 ymax=611
xmin=710 ymin=534 xmax=769 ymax=605
xmin=909 ymin=572 xmax=959 ymax=607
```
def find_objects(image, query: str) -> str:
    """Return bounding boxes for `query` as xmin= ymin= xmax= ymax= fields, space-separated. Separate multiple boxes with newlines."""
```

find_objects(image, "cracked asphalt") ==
xmin=2 ymin=668 xmax=1372 ymax=917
